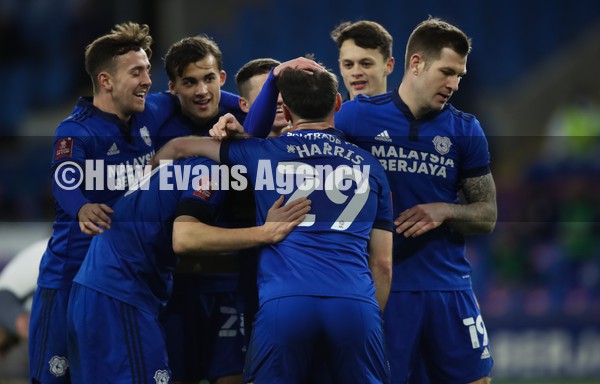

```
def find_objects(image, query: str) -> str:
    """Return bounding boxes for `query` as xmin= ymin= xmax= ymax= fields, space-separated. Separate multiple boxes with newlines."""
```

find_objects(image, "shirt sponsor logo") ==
xmin=371 ymin=145 xmax=455 ymax=178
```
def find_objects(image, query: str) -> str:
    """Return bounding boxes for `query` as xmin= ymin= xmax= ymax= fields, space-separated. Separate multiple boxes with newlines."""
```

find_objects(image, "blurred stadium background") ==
xmin=0 ymin=0 xmax=599 ymax=382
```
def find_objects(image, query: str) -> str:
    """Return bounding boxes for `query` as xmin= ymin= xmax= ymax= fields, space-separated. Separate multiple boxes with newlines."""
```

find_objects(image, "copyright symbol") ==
xmin=54 ymin=161 xmax=83 ymax=191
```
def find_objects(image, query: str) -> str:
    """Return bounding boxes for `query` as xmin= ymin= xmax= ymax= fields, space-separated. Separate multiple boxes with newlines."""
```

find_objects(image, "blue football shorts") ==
xmin=244 ymin=296 xmax=390 ymax=384
xmin=67 ymin=283 xmax=171 ymax=383
xmin=160 ymin=274 xmax=245 ymax=381
xmin=29 ymin=286 xmax=71 ymax=383
xmin=383 ymin=290 xmax=493 ymax=384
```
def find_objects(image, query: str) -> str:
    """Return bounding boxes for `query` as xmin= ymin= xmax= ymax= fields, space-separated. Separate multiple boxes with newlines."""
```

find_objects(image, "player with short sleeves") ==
xmin=67 ymin=156 xmax=309 ymax=383
xmin=153 ymin=63 xmax=393 ymax=383
xmin=335 ymin=18 xmax=497 ymax=384
xmin=28 ymin=22 xmax=178 ymax=384
xmin=229 ymin=25 xmax=497 ymax=384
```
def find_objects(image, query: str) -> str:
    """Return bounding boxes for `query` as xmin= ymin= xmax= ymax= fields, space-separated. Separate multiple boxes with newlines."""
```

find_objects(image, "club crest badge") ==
xmin=140 ymin=126 xmax=152 ymax=147
xmin=432 ymin=136 xmax=452 ymax=155
xmin=153 ymin=369 xmax=170 ymax=384
xmin=48 ymin=355 xmax=68 ymax=377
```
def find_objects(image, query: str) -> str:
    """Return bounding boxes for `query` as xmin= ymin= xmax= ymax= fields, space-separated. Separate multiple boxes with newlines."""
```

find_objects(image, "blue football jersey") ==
xmin=153 ymin=90 xmax=249 ymax=294
xmin=335 ymin=90 xmax=491 ymax=291
xmin=152 ymin=90 xmax=250 ymax=381
xmin=73 ymin=157 xmax=227 ymax=315
xmin=38 ymin=96 xmax=175 ymax=289
xmin=221 ymin=128 xmax=393 ymax=306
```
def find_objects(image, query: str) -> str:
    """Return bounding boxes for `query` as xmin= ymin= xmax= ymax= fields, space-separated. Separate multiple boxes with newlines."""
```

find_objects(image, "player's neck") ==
xmin=293 ymin=114 xmax=335 ymax=131
xmin=93 ymin=94 xmax=131 ymax=123
xmin=181 ymin=108 xmax=214 ymax=127
xmin=398 ymin=82 xmax=425 ymax=119
xmin=293 ymin=120 xmax=331 ymax=131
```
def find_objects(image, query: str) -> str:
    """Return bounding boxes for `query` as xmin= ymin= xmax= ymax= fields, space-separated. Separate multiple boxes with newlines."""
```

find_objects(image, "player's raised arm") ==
xmin=244 ymin=57 xmax=326 ymax=138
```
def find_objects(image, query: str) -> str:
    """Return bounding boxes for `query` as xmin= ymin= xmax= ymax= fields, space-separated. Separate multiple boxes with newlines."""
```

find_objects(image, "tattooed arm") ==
xmin=395 ymin=173 xmax=497 ymax=237
xmin=448 ymin=173 xmax=497 ymax=234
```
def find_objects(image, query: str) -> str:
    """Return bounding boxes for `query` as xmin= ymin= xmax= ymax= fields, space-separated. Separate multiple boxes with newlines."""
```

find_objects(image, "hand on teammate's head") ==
xmin=273 ymin=57 xmax=326 ymax=77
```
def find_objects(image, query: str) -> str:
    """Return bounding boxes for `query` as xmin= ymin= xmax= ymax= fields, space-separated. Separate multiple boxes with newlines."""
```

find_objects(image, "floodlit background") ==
xmin=0 ymin=0 xmax=599 ymax=382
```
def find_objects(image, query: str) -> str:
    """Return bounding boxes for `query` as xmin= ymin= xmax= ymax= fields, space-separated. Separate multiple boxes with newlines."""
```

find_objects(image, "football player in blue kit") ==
xmin=156 ymin=35 xmax=251 ymax=384
xmin=330 ymin=20 xmax=395 ymax=102
xmin=335 ymin=18 xmax=498 ymax=384
xmin=226 ymin=30 xmax=398 ymax=381
xmin=28 ymin=22 xmax=177 ymax=384
xmin=233 ymin=18 xmax=497 ymax=383
xmin=154 ymin=35 xmax=246 ymax=149
xmin=66 ymin=156 xmax=310 ymax=383
xmin=153 ymin=62 xmax=394 ymax=383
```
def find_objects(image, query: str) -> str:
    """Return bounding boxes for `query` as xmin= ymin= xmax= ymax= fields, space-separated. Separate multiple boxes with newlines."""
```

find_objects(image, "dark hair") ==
xmin=235 ymin=58 xmax=281 ymax=99
xmin=405 ymin=17 xmax=472 ymax=70
xmin=331 ymin=20 xmax=393 ymax=60
xmin=85 ymin=22 xmax=152 ymax=93
xmin=163 ymin=35 xmax=223 ymax=81
xmin=276 ymin=68 xmax=338 ymax=120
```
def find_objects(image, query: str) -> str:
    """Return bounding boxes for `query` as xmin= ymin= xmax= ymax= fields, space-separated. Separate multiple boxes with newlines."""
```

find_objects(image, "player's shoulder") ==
xmin=354 ymin=91 xmax=394 ymax=105
xmin=145 ymin=91 xmax=178 ymax=112
xmin=59 ymin=97 xmax=119 ymax=136
xmin=445 ymin=103 xmax=477 ymax=123
xmin=443 ymin=104 xmax=487 ymax=140
xmin=338 ymin=92 xmax=393 ymax=122
xmin=220 ymin=89 xmax=240 ymax=100
xmin=58 ymin=112 xmax=96 ymax=137
xmin=63 ymin=97 xmax=94 ymax=125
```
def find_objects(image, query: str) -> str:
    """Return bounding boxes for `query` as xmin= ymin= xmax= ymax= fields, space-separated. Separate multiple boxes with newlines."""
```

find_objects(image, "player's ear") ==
xmin=385 ymin=56 xmax=395 ymax=76
xmin=98 ymin=71 xmax=112 ymax=91
xmin=239 ymin=97 xmax=250 ymax=113
xmin=282 ymin=105 xmax=292 ymax=124
xmin=168 ymin=81 xmax=177 ymax=95
xmin=410 ymin=54 xmax=423 ymax=76
xmin=219 ymin=70 xmax=226 ymax=86
xmin=334 ymin=93 xmax=342 ymax=112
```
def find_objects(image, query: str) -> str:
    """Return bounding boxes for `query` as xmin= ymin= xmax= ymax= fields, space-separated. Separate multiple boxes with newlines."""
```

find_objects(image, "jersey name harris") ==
xmin=286 ymin=132 xmax=365 ymax=165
